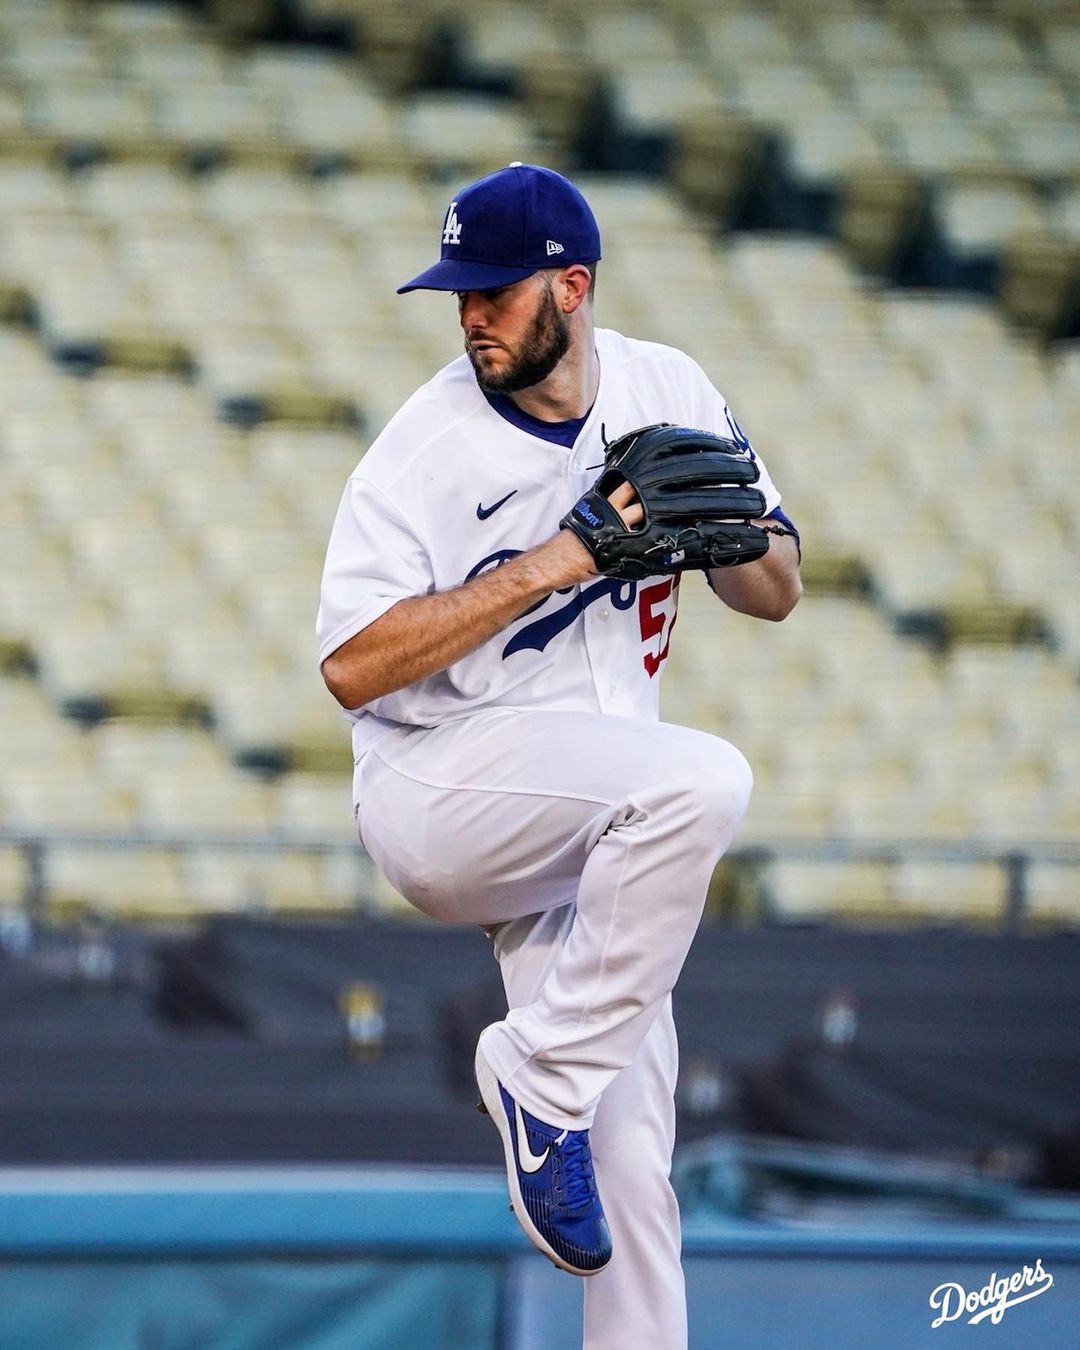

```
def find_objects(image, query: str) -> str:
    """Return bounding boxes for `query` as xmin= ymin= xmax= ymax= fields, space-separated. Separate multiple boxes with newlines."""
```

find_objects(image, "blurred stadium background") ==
xmin=0 ymin=0 xmax=1078 ymax=1345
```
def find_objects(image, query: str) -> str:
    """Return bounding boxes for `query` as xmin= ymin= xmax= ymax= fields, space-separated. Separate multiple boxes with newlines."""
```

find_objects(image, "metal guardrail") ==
xmin=1 ymin=829 xmax=1077 ymax=928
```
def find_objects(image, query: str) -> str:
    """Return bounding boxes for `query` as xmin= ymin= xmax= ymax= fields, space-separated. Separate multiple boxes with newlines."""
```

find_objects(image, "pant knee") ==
xmin=657 ymin=739 xmax=753 ymax=842
xmin=702 ymin=740 xmax=754 ymax=826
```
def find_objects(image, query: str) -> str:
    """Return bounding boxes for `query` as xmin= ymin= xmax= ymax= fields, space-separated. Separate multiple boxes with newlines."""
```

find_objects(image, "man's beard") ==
xmin=466 ymin=283 xmax=571 ymax=395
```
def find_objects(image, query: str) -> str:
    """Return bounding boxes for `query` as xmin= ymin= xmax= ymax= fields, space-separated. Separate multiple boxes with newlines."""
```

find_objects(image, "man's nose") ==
xmin=458 ymin=292 xmax=490 ymax=332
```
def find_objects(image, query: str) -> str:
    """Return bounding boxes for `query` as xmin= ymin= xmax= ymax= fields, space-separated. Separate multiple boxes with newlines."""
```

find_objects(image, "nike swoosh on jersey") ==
xmin=515 ymin=1101 xmax=551 ymax=1174
xmin=477 ymin=490 xmax=518 ymax=520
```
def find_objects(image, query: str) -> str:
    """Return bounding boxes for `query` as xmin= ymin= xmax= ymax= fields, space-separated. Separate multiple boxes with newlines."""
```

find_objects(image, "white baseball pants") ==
xmin=354 ymin=708 xmax=753 ymax=1350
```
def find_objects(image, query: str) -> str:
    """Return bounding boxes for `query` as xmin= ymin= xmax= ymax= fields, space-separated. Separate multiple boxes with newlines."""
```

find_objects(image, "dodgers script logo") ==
xmin=506 ymin=578 xmax=638 ymax=657
xmin=465 ymin=551 xmax=636 ymax=658
xmin=465 ymin=551 xmax=678 ymax=677
xmin=929 ymin=1260 xmax=1054 ymax=1328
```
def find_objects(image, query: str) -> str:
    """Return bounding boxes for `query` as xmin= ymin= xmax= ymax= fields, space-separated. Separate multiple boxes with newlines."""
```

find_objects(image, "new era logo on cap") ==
xmin=397 ymin=163 xmax=601 ymax=294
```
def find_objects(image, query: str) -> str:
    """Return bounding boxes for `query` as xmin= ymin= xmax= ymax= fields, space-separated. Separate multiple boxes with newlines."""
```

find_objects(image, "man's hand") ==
xmin=559 ymin=481 xmax=644 ymax=578
xmin=608 ymin=480 xmax=644 ymax=529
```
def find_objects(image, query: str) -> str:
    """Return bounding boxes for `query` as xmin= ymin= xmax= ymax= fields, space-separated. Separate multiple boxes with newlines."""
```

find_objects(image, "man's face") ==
xmin=459 ymin=274 xmax=571 ymax=395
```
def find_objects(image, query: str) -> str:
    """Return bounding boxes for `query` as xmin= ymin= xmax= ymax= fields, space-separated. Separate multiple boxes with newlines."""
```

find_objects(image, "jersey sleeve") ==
xmin=316 ymin=478 xmax=434 ymax=665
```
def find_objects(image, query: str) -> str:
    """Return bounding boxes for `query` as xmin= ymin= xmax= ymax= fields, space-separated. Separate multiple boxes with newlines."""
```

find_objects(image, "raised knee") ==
xmin=708 ymin=741 xmax=754 ymax=821
xmin=616 ymin=735 xmax=753 ymax=845
xmin=674 ymin=740 xmax=753 ymax=836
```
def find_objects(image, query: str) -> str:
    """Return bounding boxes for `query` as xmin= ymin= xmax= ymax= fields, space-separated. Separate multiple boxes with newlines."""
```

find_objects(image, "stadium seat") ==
xmin=938 ymin=181 xmax=1050 ymax=257
xmin=1004 ymin=118 xmax=1080 ymax=176
xmin=891 ymin=859 xmax=1010 ymax=922
xmin=275 ymin=774 xmax=357 ymax=840
xmin=460 ymin=3 xmax=570 ymax=74
xmin=90 ymin=721 xmax=231 ymax=787
xmin=6 ymin=32 xmax=110 ymax=82
xmin=961 ymin=70 xmax=1072 ymax=122
xmin=0 ymin=161 xmax=75 ymax=214
xmin=581 ymin=9 xmax=687 ymax=67
xmin=815 ymin=12 xmax=919 ymax=69
xmin=44 ymin=846 xmax=191 ymax=921
xmin=399 ymin=93 xmax=538 ymax=174
xmin=121 ymin=34 xmax=229 ymax=88
xmin=182 ymin=844 xmax=364 ymax=914
xmin=0 ymin=844 xmax=27 ymax=907
xmin=209 ymin=672 xmax=348 ymax=768
xmin=731 ymin=65 xmax=842 ymax=128
xmin=701 ymin=9 xmax=806 ymax=69
xmin=277 ymin=85 xmax=401 ymax=162
xmin=31 ymin=81 xmax=157 ymax=144
xmin=0 ymin=679 xmax=92 ymax=770
xmin=611 ymin=65 xmax=726 ymax=134
xmin=924 ymin=17 xmax=1034 ymax=74
xmin=74 ymin=163 xmax=203 ymax=221
xmin=137 ymin=766 xmax=275 ymax=835
xmin=847 ymin=66 xmax=956 ymax=119
xmin=890 ymin=117 xmax=1010 ymax=176
xmin=784 ymin=111 xmax=890 ymax=184
xmin=1025 ymin=862 xmax=1080 ymax=925
xmin=156 ymin=85 xmax=279 ymax=153
xmin=763 ymin=859 xmax=896 ymax=921
xmin=1039 ymin=20 xmax=1080 ymax=81
xmin=1 ymin=765 xmax=134 ymax=831
xmin=256 ymin=849 xmax=343 ymax=913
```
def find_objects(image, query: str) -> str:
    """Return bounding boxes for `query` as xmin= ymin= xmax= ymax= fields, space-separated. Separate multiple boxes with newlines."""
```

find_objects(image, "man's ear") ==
xmin=559 ymin=265 xmax=593 ymax=314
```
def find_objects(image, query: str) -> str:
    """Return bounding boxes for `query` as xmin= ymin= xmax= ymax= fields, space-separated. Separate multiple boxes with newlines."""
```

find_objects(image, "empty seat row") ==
xmin=763 ymin=856 xmax=1077 ymax=924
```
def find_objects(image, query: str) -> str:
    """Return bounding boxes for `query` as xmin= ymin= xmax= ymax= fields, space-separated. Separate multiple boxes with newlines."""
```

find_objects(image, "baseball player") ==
xmin=318 ymin=163 xmax=801 ymax=1349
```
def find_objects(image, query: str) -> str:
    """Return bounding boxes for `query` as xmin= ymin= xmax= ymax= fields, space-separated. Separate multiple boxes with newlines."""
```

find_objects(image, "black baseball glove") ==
xmin=560 ymin=423 xmax=771 ymax=581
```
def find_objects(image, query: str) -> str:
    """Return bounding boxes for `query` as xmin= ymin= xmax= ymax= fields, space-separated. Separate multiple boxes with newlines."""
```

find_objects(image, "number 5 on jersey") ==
xmin=639 ymin=577 xmax=679 ymax=677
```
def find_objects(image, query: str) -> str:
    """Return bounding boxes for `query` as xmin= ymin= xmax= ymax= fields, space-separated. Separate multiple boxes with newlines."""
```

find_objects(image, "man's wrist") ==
xmin=529 ymin=530 xmax=597 ymax=588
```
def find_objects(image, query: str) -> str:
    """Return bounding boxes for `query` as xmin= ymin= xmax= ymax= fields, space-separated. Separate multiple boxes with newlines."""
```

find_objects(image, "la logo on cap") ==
xmin=442 ymin=201 xmax=462 ymax=246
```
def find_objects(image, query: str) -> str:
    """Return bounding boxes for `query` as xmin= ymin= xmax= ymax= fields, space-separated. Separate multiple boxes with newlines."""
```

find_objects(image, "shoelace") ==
xmin=555 ymin=1130 xmax=596 ymax=1211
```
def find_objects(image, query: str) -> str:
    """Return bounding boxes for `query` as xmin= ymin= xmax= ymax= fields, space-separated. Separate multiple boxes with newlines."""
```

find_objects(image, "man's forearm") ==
xmin=707 ymin=533 xmax=802 ymax=621
xmin=322 ymin=531 xmax=592 ymax=709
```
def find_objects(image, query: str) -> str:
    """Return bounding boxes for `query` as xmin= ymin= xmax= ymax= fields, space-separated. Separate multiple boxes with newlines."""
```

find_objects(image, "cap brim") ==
xmin=396 ymin=259 xmax=540 ymax=294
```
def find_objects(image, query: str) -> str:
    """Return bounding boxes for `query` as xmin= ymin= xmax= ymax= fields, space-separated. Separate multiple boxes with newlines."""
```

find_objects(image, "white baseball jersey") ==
xmin=317 ymin=326 xmax=781 ymax=760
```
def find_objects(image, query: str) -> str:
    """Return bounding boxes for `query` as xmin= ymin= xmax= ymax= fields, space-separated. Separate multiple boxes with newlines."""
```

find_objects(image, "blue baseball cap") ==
xmin=397 ymin=162 xmax=601 ymax=294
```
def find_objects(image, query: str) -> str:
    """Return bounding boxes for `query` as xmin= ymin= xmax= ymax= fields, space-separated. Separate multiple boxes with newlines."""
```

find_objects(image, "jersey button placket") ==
xmin=582 ymin=596 xmax=616 ymax=713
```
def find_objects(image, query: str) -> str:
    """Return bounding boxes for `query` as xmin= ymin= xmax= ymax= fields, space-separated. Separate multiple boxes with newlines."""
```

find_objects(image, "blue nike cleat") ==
xmin=475 ymin=1030 xmax=612 ymax=1276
